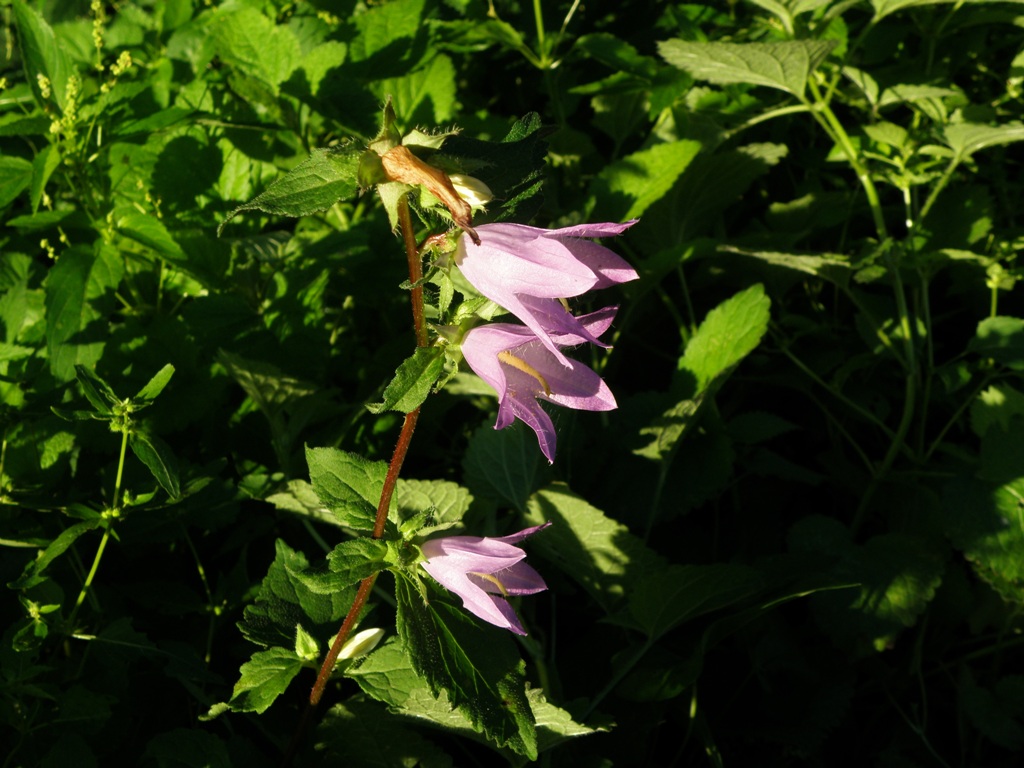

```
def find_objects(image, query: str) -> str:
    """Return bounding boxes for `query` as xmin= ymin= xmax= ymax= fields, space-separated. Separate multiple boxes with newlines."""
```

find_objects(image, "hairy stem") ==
xmin=307 ymin=195 xmax=428 ymax=707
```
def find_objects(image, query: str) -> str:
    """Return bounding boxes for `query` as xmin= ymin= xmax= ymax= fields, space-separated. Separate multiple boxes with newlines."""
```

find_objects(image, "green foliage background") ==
xmin=5 ymin=0 xmax=1024 ymax=765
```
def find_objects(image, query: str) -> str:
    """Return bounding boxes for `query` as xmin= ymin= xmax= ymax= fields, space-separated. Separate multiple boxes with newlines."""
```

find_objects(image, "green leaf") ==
xmin=306 ymin=446 xmax=387 ymax=533
xmin=790 ymin=516 xmax=946 ymax=654
xmin=130 ymin=428 xmax=181 ymax=499
xmin=635 ymin=285 xmax=771 ymax=461
xmin=720 ymin=247 xmax=853 ymax=289
xmin=239 ymin=539 xmax=356 ymax=649
xmin=74 ymin=365 xmax=119 ymax=415
xmin=12 ymin=0 xmax=75 ymax=111
xmin=115 ymin=211 xmax=190 ymax=270
xmin=212 ymin=7 xmax=301 ymax=89
xmin=133 ymin=364 xmax=175 ymax=407
xmin=523 ymin=484 xmax=667 ymax=613
xmin=971 ymin=384 xmax=1024 ymax=437
xmin=396 ymin=478 xmax=473 ymax=527
xmin=658 ymin=39 xmax=836 ymax=97
xmin=943 ymin=476 xmax=1024 ymax=603
xmin=944 ymin=123 xmax=1024 ymax=161
xmin=44 ymin=243 xmax=124 ymax=381
xmin=382 ymin=53 xmax=457 ymax=125
xmin=294 ymin=538 xmax=389 ymax=594
xmin=589 ymin=140 xmax=701 ymax=222
xmin=223 ymin=647 xmax=304 ymax=714
xmin=367 ymin=347 xmax=445 ymax=414
xmin=395 ymin=574 xmax=538 ymax=758
xmin=621 ymin=564 xmax=763 ymax=641
xmin=968 ymin=316 xmax=1024 ymax=369
xmin=30 ymin=143 xmax=61 ymax=213
xmin=219 ymin=145 xmax=362 ymax=232
xmin=463 ymin=422 xmax=549 ymax=512
xmin=10 ymin=519 xmax=102 ymax=589
xmin=0 ymin=157 xmax=33 ymax=209
xmin=348 ymin=638 xmax=601 ymax=757
xmin=681 ymin=283 xmax=772 ymax=390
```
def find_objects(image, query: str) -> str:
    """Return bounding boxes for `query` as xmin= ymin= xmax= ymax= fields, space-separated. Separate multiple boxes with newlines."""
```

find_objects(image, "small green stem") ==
xmin=805 ymin=81 xmax=888 ymax=242
xmin=532 ymin=0 xmax=547 ymax=65
xmin=67 ymin=424 xmax=130 ymax=630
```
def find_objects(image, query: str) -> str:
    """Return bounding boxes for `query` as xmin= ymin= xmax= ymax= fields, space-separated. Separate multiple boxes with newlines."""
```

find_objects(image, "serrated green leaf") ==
xmin=367 ymin=347 xmax=445 ymax=414
xmin=968 ymin=316 xmax=1024 ymax=369
xmin=212 ymin=7 xmax=300 ymax=89
xmin=116 ymin=211 xmax=189 ymax=269
xmin=73 ymin=365 xmax=119 ymax=415
xmin=395 ymin=574 xmax=538 ymax=758
xmin=658 ymin=39 xmax=836 ymax=97
xmin=219 ymin=145 xmax=362 ymax=232
xmin=790 ymin=516 xmax=947 ymax=654
xmin=396 ymin=478 xmax=473 ymax=526
xmin=44 ymin=243 xmax=123 ymax=381
xmin=681 ymin=284 xmax=772 ymax=390
xmin=306 ymin=446 xmax=387 ymax=532
xmin=239 ymin=539 xmax=356 ymax=649
xmin=225 ymin=647 xmax=304 ymax=714
xmin=635 ymin=285 xmax=770 ymax=461
xmin=382 ymin=53 xmax=457 ymax=125
xmin=871 ymin=0 xmax=962 ymax=20
xmin=944 ymin=476 xmax=1024 ymax=603
xmin=463 ymin=422 xmax=549 ymax=512
xmin=12 ymin=0 xmax=75 ymax=111
xmin=133 ymin=364 xmax=175 ymax=407
xmin=944 ymin=123 xmax=1024 ymax=160
xmin=130 ymin=428 xmax=181 ymax=499
xmin=721 ymin=247 xmax=853 ymax=288
xmin=10 ymin=519 xmax=102 ymax=590
xmin=295 ymin=538 xmax=388 ymax=595
xmin=971 ymin=384 xmax=1024 ymax=437
xmin=589 ymin=140 xmax=701 ymax=222
xmin=523 ymin=484 xmax=666 ymax=612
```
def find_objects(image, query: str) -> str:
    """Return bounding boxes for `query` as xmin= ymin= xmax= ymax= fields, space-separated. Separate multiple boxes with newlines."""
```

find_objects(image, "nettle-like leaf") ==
xmin=294 ymin=538 xmax=389 ymax=595
xmin=306 ymin=446 xmax=388 ymax=533
xmin=944 ymin=123 xmax=1024 ymax=161
xmin=789 ymin=516 xmax=947 ymax=655
xmin=394 ymin=574 xmax=538 ymax=758
xmin=968 ymin=316 xmax=1024 ymax=369
xmin=635 ymin=284 xmax=771 ymax=461
xmin=0 ymin=157 xmax=33 ymax=209
xmin=658 ymin=39 xmax=836 ymax=98
xmin=523 ymin=483 xmax=667 ymax=613
xmin=347 ymin=637 xmax=601 ymax=761
xmin=129 ymin=427 xmax=181 ymax=499
xmin=367 ymin=346 xmax=445 ymax=414
xmin=438 ymin=113 xmax=549 ymax=222
xmin=212 ymin=6 xmax=301 ymax=90
xmin=589 ymin=140 xmax=702 ymax=223
xmin=944 ymin=475 xmax=1024 ymax=604
xmin=43 ymin=242 xmax=124 ymax=382
xmin=12 ymin=0 xmax=75 ymax=111
xmin=238 ymin=539 xmax=356 ymax=650
xmin=221 ymin=646 xmax=305 ymax=715
xmin=219 ymin=145 xmax=363 ymax=233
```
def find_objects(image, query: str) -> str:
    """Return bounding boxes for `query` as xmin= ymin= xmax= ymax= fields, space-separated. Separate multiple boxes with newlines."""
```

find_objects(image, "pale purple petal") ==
xmin=540 ymin=219 xmax=638 ymax=239
xmin=420 ymin=524 xmax=551 ymax=635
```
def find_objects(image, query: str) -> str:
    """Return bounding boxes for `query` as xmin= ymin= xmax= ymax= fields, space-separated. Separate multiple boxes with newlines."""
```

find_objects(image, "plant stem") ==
xmin=67 ymin=423 xmax=130 ymax=630
xmin=307 ymin=195 xmax=428 ymax=707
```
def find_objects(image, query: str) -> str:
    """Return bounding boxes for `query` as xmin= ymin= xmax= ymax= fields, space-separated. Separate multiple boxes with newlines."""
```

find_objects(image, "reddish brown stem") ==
xmin=307 ymin=196 xmax=428 ymax=709
xmin=398 ymin=196 xmax=429 ymax=348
